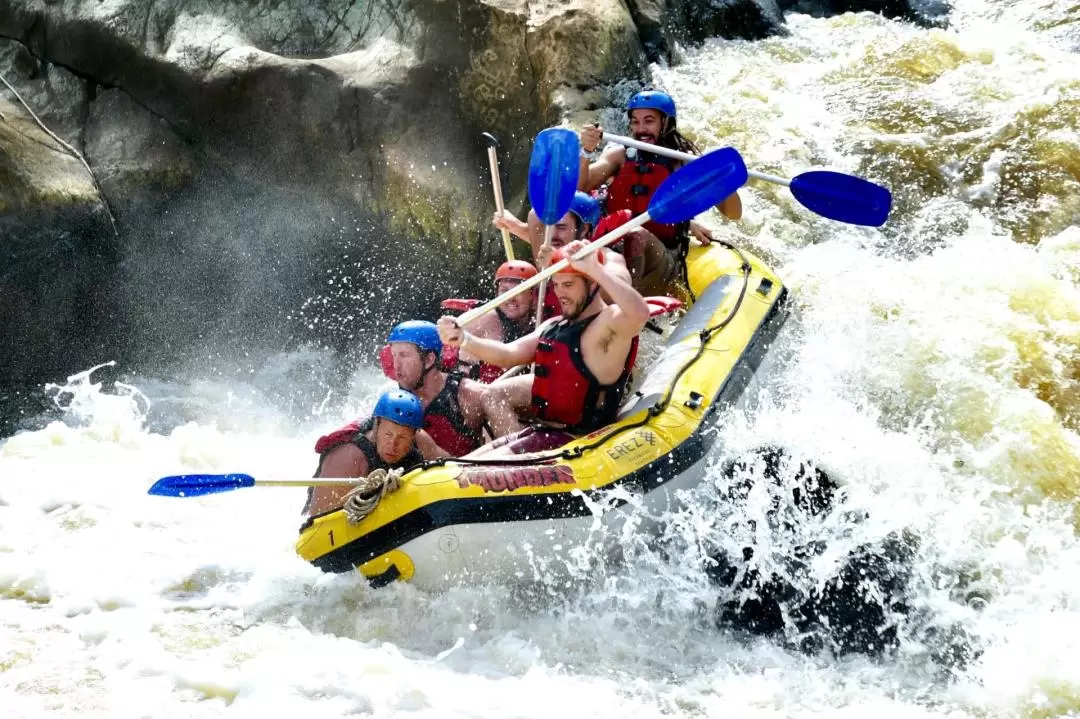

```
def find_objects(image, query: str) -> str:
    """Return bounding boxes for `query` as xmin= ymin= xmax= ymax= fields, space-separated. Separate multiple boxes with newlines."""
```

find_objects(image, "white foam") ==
xmin=4 ymin=3 xmax=1080 ymax=715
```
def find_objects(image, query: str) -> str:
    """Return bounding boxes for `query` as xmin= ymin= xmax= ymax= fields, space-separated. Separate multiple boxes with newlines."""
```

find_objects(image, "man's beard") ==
xmin=397 ymin=368 xmax=424 ymax=392
xmin=560 ymin=295 xmax=587 ymax=320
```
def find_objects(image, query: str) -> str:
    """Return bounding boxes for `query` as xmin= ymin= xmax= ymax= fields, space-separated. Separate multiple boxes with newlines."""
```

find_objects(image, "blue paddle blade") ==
xmin=147 ymin=473 xmax=256 ymax=498
xmin=648 ymin=147 xmax=749 ymax=225
xmin=789 ymin=171 xmax=892 ymax=227
xmin=527 ymin=128 xmax=581 ymax=225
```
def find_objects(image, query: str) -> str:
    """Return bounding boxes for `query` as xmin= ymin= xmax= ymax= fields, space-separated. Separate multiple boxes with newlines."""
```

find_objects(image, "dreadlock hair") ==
xmin=659 ymin=119 xmax=701 ymax=156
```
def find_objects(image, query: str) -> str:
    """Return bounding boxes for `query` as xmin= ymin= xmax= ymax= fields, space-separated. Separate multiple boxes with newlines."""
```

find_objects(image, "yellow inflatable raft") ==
xmin=296 ymin=241 xmax=788 ymax=590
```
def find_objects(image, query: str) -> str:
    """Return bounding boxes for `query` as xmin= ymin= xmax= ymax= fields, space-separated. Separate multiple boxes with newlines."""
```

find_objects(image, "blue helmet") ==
xmin=387 ymin=320 xmax=442 ymax=355
xmin=627 ymin=90 xmax=676 ymax=119
xmin=568 ymin=191 xmax=601 ymax=230
xmin=372 ymin=388 xmax=424 ymax=429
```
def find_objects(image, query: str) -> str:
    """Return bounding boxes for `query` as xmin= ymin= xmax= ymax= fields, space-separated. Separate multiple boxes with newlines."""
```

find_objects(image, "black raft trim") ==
xmin=311 ymin=288 xmax=790 ymax=575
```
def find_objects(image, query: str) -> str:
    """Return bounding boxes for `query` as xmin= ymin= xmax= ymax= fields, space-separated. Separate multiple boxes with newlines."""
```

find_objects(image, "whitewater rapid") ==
xmin=4 ymin=2 xmax=1080 ymax=716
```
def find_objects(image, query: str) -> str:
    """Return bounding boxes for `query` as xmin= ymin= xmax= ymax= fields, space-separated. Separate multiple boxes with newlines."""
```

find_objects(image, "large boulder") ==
xmin=667 ymin=0 xmax=787 ymax=46
xmin=0 ymin=90 xmax=118 ymax=386
xmin=624 ymin=0 xmax=787 ymax=62
xmin=2 ymin=0 xmax=953 ymax=395
xmin=0 ymin=0 xmax=648 ymax=389
xmin=84 ymin=88 xmax=194 ymax=214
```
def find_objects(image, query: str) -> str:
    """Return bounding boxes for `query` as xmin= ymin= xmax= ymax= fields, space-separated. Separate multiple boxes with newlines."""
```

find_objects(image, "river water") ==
xmin=3 ymin=2 xmax=1080 ymax=716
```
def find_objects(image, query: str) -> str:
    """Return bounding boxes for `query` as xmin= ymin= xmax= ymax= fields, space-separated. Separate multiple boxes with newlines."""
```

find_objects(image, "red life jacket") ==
xmin=424 ymin=372 xmax=483 ymax=456
xmin=314 ymin=419 xmax=366 ymax=456
xmin=529 ymin=313 xmax=639 ymax=434
xmin=605 ymin=150 xmax=686 ymax=249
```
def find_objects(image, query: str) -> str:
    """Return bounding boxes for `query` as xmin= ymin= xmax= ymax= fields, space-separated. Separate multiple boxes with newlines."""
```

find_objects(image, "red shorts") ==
xmin=486 ymin=426 xmax=575 ymax=455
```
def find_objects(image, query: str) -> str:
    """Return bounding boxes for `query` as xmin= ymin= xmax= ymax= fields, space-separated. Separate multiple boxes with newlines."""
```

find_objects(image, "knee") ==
xmin=483 ymin=386 xmax=509 ymax=414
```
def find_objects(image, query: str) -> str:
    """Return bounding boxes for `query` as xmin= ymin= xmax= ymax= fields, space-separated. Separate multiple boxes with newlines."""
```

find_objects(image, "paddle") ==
xmin=147 ymin=473 xmax=359 ymax=498
xmin=527 ymin=127 xmax=581 ymax=326
xmin=456 ymin=146 xmax=748 ymax=327
xmin=483 ymin=132 xmax=516 ymax=261
xmin=601 ymin=132 xmax=892 ymax=227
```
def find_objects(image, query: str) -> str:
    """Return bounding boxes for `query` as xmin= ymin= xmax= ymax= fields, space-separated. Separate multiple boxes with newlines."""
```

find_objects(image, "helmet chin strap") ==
xmin=569 ymin=283 xmax=600 ymax=319
xmin=407 ymin=352 xmax=437 ymax=392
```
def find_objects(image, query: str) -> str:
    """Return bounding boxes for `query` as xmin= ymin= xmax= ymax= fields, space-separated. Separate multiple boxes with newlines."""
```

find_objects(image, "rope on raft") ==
xmin=343 ymin=467 xmax=406 ymax=524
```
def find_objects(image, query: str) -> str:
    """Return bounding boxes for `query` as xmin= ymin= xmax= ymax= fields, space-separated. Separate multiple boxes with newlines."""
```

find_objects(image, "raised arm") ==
xmin=717 ymin=191 xmax=742 ymax=221
xmin=493 ymin=209 xmax=531 ymax=242
xmin=437 ymin=316 xmax=544 ymax=369
xmin=578 ymin=124 xmax=624 ymax=192
xmin=455 ymin=312 xmax=502 ymax=366
xmin=564 ymin=240 xmax=649 ymax=336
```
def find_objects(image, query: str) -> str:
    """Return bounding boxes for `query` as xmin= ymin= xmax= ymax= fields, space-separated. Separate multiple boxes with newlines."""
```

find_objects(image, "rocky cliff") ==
xmin=0 ymin=0 xmax=948 ymax=390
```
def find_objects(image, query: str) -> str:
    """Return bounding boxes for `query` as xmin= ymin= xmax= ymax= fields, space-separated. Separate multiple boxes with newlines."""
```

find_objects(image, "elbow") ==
xmin=722 ymin=192 xmax=743 ymax=221
xmin=627 ymin=299 xmax=652 ymax=330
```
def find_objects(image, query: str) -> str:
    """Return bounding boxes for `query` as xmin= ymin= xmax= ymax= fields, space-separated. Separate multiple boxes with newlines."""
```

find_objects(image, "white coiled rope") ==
xmin=342 ymin=467 xmax=405 ymax=524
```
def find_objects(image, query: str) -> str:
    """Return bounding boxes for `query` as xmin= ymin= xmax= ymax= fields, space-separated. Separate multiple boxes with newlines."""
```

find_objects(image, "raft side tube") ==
xmin=296 ymin=243 xmax=789 ymax=587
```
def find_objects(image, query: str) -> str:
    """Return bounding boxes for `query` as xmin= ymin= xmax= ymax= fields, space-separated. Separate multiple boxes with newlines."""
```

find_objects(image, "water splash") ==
xmin=4 ymin=4 xmax=1080 ymax=717
xmin=45 ymin=361 xmax=151 ymax=431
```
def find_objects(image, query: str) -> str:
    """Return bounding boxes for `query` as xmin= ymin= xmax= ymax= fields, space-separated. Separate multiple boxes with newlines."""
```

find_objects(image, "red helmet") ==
xmin=495 ymin=260 xmax=538 ymax=284
xmin=592 ymin=209 xmax=634 ymax=241
xmin=552 ymin=244 xmax=604 ymax=279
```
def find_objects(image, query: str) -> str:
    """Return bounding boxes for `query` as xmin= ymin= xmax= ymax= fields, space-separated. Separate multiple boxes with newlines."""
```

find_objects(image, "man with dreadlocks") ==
xmin=578 ymin=90 xmax=742 ymax=297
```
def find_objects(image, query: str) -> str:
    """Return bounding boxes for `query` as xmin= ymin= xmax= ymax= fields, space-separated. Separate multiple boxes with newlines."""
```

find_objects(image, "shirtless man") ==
xmin=451 ymin=260 xmax=538 ymax=383
xmin=437 ymin=240 xmax=650 ymax=455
